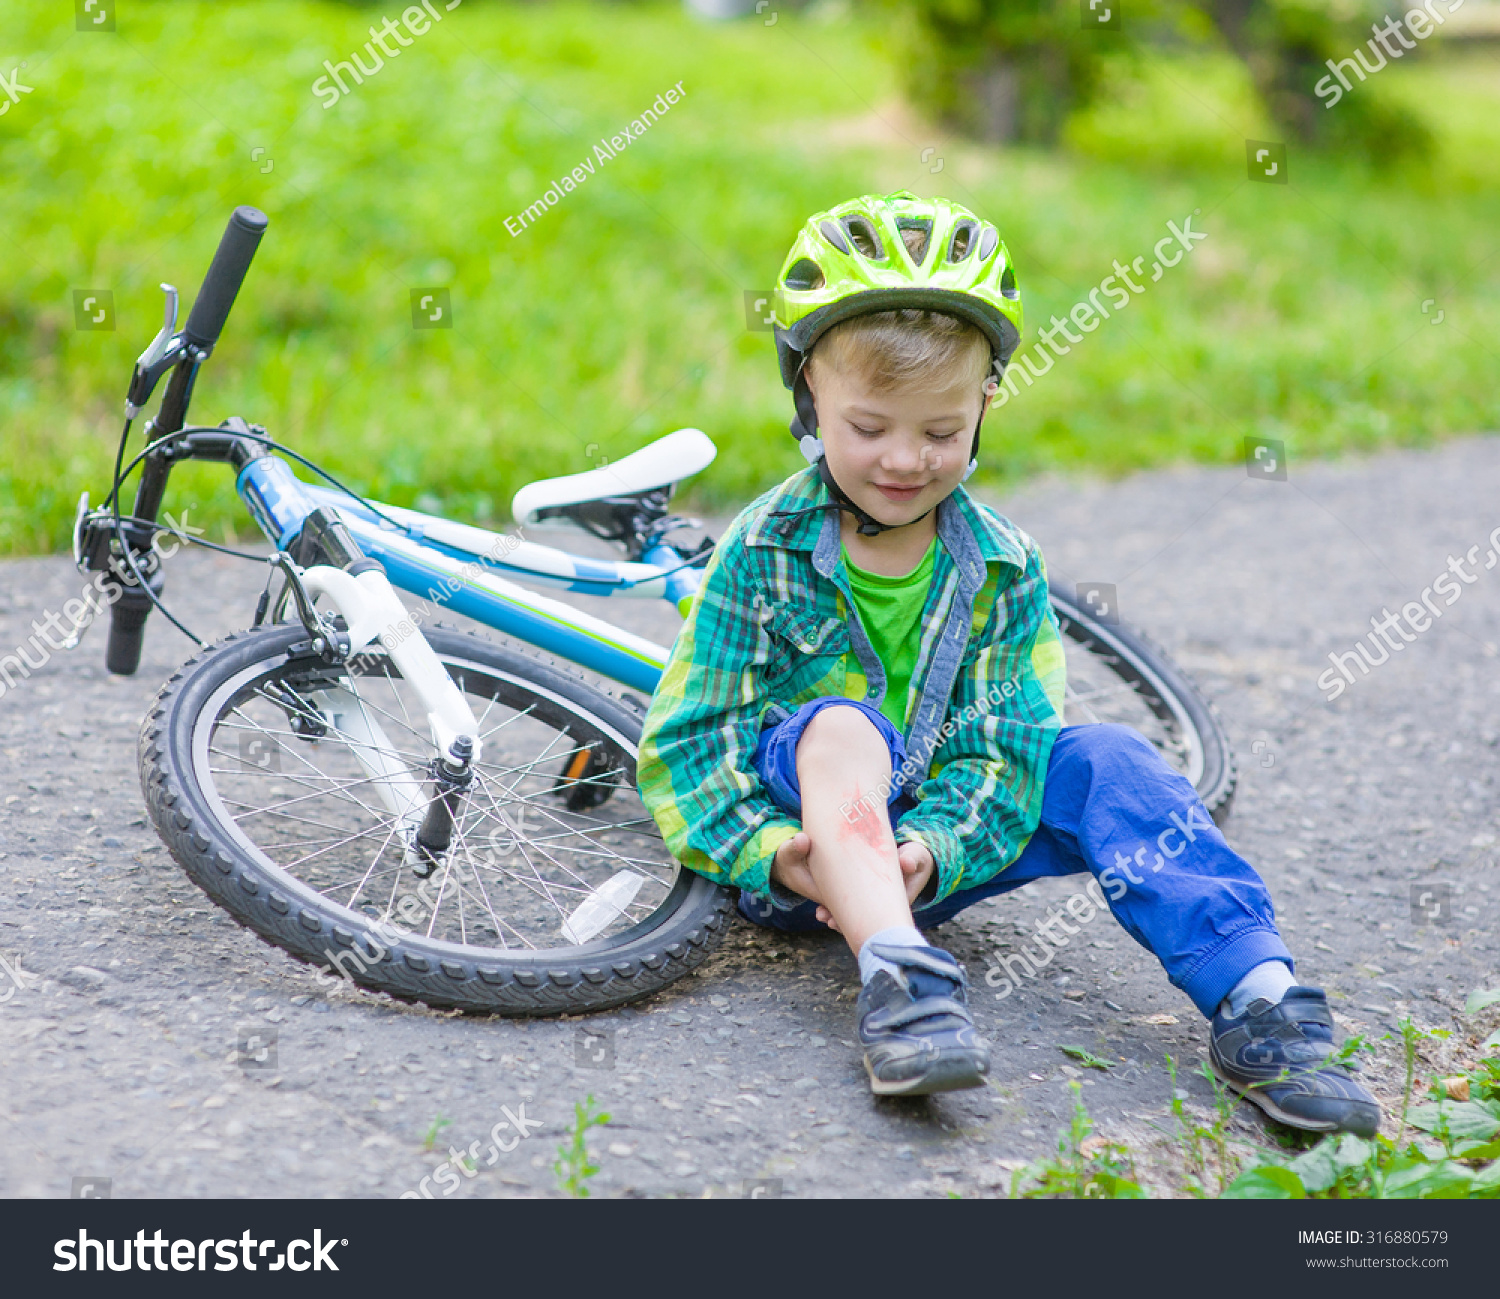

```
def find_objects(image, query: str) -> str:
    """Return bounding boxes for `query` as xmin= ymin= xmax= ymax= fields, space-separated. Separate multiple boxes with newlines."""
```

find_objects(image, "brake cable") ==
xmin=105 ymin=415 xmax=205 ymax=646
xmin=98 ymin=422 xmax=416 ymax=646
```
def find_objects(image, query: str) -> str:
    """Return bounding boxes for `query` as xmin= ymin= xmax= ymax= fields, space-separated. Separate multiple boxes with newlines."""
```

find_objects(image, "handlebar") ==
xmin=100 ymin=207 xmax=269 ymax=674
xmin=105 ymin=576 xmax=161 ymax=677
xmin=182 ymin=206 xmax=268 ymax=352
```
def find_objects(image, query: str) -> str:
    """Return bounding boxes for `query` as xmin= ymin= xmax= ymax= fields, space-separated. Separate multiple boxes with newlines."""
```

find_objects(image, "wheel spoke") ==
xmin=195 ymin=639 xmax=681 ymax=963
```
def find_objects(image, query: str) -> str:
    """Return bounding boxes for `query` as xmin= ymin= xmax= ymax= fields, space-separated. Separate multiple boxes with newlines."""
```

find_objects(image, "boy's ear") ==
xmin=979 ymin=376 xmax=999 ymax=420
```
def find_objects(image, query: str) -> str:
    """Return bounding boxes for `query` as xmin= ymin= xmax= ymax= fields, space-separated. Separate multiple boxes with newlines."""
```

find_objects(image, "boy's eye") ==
xmin=852 ymin=424 xmax=882 ymax=436
xmin=927 ymin=430 xmax=960 ymax=442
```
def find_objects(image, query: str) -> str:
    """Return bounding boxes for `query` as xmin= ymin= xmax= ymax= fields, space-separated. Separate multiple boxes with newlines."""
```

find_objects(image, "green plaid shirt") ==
xmin=636 ymin=465 xmax=1067 ymax=903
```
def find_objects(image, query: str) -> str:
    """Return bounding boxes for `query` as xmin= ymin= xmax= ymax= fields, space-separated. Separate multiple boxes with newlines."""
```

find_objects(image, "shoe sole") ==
xmin=1208 ymin=1061 xmax=1341 ymax=1133
xmin=865 ymin=1052 xmax=988 ymax=1097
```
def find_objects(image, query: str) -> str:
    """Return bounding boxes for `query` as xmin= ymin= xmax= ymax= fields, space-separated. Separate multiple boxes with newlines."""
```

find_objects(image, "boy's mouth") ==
xmin=872 ymin=481 xmax=926 ymax=503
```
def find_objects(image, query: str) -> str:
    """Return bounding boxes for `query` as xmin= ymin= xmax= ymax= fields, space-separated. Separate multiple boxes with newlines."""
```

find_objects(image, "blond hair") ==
xmin=806 ymin=307 xmax=992 ymax=395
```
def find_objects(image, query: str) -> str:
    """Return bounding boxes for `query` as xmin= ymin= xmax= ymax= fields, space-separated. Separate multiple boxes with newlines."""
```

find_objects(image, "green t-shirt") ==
xmin=840 ymin=536 xmax=939 ymax=732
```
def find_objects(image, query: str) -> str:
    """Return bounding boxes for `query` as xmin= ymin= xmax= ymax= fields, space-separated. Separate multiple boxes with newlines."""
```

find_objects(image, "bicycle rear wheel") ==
xmin=139 ymin=624 xmax=733 ymax=1015
xmin=1049 ymin=590 xmax=1236 ymax=823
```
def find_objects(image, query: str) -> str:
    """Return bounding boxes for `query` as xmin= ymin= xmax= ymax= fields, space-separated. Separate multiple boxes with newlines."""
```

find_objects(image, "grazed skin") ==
xmin=768 ymin=708 xmax=933 ymax=954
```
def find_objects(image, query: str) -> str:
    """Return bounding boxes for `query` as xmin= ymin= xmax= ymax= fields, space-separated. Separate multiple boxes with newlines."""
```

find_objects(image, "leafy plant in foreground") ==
xmin=555 ymin=1095 xmax=611 ymax=1199
xmin=1010 ymin=1081 xmax=1144 ymax=1199
xmin=1223 ymin=1015 xmax=1500 ymax=1199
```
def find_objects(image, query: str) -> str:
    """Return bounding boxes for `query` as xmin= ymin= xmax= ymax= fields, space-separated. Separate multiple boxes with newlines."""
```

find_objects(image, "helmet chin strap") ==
xmin=779 ymin=365 xmax=994 ymax=538
xmin=818 ymin=455 xmax=922 ymax=537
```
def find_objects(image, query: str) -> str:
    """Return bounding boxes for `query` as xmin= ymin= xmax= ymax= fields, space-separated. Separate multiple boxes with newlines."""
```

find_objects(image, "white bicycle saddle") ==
xmin=511 ymin=428 xmax=716 ymax=528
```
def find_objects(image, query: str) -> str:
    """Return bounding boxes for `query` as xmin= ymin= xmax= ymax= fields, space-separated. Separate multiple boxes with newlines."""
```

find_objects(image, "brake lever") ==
xmin=125 ymin=283 xmax=188 ymax=418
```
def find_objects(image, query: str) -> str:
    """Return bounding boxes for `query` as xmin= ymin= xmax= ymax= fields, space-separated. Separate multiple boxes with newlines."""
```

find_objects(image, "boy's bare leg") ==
xmin=775 ymin=706 xmax=915 ymax=955
xmin=768 ymin=705 xmax=987 ymax=1097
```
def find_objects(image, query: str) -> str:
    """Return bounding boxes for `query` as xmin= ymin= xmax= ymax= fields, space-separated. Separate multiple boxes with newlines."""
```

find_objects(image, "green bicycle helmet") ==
xmin=770 ymin=192 xmax=1024 ymax=535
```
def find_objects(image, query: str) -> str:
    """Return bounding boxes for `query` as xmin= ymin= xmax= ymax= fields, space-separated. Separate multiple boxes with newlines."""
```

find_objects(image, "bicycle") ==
xmin=72 ymin=207 xmax=1236 ymax=1016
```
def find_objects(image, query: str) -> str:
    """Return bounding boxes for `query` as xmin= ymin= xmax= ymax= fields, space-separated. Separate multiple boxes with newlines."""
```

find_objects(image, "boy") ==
xmin=637 ymin=192 xmax=1379 ymax=1132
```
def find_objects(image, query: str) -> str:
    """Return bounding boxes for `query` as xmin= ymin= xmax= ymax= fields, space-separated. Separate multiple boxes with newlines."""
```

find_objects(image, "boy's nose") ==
xmin=882 ymin=443 xmax=924 ymax=474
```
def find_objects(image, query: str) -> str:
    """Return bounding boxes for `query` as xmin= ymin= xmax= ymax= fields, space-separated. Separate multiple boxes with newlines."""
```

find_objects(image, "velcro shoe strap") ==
xmin=866 ymin=996 xmax=969 ymax=1033
xmin=866 ymin=943 xmax=966 ymax=986
xmin=1279 ymin=996 xmax=1333 ymax=1030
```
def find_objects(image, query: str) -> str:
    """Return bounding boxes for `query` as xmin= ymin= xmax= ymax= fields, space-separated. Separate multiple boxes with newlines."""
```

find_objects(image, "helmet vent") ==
xmin=977 ymin=225 xmax=999 ymax=261
xmin=841 ymin=217 xmax=885 ymax=261
xmin=819 ymin=220 xmax=850 ymax=254
xmin=999 ymin=263 xmax=1018 ymax=299
xmin=896 ymin=218 xmax=932 ymax=267
xmin=947 ymin=221 xmax=978 ymax=263
xmin=784 ymin=257 xmax=826 ymax=291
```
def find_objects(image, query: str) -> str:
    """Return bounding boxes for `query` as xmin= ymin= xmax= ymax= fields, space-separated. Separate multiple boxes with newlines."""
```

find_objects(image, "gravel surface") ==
xmin=2 ymin=435 xmax=1498 ymax=1198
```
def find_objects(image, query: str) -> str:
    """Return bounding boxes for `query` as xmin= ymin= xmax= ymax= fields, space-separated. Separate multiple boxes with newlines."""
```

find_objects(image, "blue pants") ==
xmin=740 ymin=699 xmax=1292 ymax=1018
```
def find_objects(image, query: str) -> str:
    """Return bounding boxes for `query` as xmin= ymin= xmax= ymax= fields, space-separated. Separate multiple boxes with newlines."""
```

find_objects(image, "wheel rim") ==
xmin=189 ymin=644 xmax=682 ymax=957
xmin=1056 ymin=615 xmax=1207 ymax=789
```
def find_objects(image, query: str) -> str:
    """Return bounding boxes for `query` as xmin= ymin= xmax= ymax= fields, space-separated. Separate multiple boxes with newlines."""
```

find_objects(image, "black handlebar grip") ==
xmin=105 ymin=585 xmax=155 ymax=677
xmin=182 ymin=206 xmax=269 ymax=352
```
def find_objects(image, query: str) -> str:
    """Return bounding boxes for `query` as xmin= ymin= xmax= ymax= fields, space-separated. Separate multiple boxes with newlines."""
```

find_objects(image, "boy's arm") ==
xmin=894 ymin=542 xmax=1066 ymax=901
xmin=636 ymin=533 xmax=802 ymax=895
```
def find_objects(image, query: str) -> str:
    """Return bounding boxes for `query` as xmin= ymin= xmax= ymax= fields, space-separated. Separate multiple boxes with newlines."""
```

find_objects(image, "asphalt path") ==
xmin=1 ymin=435 xmax=1498 ymax=1198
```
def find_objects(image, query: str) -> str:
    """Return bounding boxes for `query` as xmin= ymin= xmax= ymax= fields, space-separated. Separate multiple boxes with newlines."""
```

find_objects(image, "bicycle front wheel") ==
xmin=139 ymin=624 xmax=733 ymax=1015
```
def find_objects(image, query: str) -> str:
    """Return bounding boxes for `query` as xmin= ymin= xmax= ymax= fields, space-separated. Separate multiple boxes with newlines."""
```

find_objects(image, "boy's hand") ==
xmin=771 ymin=831 xmax=824 ymax=910
xmin=898 ymin=839 xmax=935 ymax=905
xmin=804 ymin=839 xmax=937 ymax=932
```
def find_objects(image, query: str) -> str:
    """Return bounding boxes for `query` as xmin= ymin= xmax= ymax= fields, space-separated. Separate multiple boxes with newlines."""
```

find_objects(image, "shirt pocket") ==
xmin=763 ymin=604 xmax=850 ymax=694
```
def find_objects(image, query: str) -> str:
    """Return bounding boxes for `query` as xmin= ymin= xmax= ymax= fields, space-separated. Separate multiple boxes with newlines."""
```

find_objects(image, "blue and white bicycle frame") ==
xmin=237 ymin=441 xmax=706 ymax=697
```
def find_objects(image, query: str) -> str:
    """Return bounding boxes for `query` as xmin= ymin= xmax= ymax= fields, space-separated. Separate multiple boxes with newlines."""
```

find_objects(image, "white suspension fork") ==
xmin=297 ymin=565 xmax=483 ymax=766
xmin=296 ymin=567 xmax=484 ymax=872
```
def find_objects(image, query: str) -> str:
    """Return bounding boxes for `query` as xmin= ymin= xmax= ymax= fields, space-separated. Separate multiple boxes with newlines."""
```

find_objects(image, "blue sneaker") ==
xmin=1209 ymin=985 xmax=1380 ymax=1137
xmin=857 ymin=944 xmax=989 ymax=1096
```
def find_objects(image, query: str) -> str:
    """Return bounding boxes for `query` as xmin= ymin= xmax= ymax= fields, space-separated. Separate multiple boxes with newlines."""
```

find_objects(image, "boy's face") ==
xmin=806 ymin=360 xmax=987 ymax=529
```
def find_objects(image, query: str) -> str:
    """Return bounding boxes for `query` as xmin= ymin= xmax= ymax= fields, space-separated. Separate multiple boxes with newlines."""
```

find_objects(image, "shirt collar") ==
xmin=745 ymin=465 xmax=1030 ymax=571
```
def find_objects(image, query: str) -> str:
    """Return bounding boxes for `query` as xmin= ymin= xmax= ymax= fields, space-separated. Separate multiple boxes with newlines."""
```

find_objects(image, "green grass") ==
xmin=1009 ymin=1079 xmax=1144 ymax=1198
xmin=3 ymin=1 xmax=1499 ymax=554
xmin=1224 ymin=1015 xmax=1500 ymax=1199
xmin=1013 ymin=999 xmax=1500 ymax=1199
xmin=553 ymin=1094 xmax=609 ymax=1198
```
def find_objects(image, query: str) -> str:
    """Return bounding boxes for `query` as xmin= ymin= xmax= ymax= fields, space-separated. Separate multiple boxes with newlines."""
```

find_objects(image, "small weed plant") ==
xmin=555 ymin=1095 xmax=611 ymax=1199
xmin=1012 ymin=991 xmax=1500 ymax=1200
xmin=1009 ymin=1081 xmax=1144 ymax=1199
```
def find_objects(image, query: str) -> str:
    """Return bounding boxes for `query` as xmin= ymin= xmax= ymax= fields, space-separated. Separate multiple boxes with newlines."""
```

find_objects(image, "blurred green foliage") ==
xmin=872 ymin=0 xmax=1122 ymax=144
xmin=1198 ymin=0 xmax=1434 ymax=158
xmin=879 ymin=1 xmax=1434 ymax=158
xmin=1 ymin=0 xmax=1497 ymax=555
